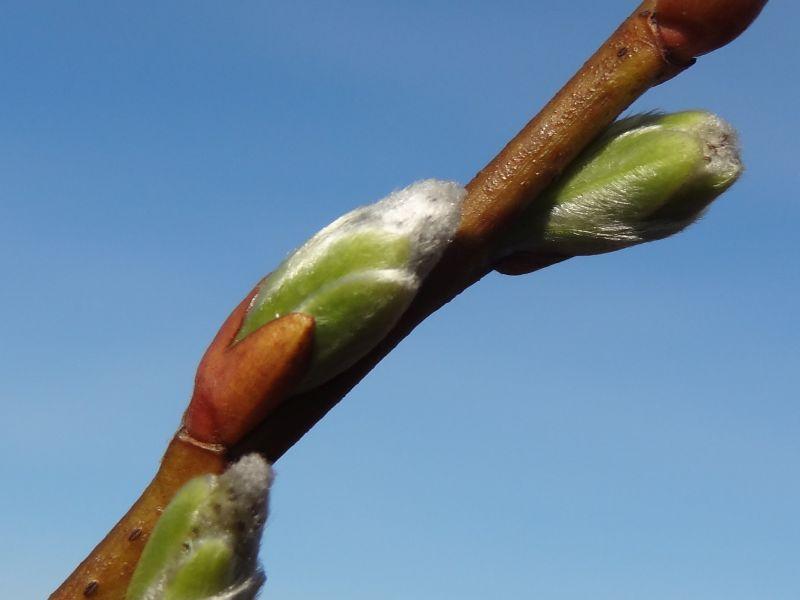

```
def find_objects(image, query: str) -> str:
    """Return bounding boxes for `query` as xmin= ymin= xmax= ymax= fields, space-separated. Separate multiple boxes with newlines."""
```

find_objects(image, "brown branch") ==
xmin=231 ymin=0 xmax=768 ymax=462
xmin=52 ymin=1 xmax=767 ymax=598
xmin=51 ymin=311 xmax=314 ymax=600
xmin=52 ymin=437 xmax=227 ymax=600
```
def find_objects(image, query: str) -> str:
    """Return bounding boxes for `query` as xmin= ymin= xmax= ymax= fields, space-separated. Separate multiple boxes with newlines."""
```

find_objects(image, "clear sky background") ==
xmin=1 ymin=2 xmax=798 ymax=598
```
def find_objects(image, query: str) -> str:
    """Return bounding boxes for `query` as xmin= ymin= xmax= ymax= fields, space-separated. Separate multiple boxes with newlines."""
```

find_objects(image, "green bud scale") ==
xmin=499 ymin=110 xmax=743 ymax=257
xmin=236 ymin=179 xmax=465 ymax=390
xmin=126 ymin=455 xmax=272 ymax=600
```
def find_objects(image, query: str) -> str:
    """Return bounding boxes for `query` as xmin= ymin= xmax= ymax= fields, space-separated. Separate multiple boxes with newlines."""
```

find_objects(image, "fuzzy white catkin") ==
xmin=238 ymin=179 xmax=466 ymax=389
xmin=549 ymin=112 xmax=742 ymax=246
xmin=497 ymin=111 xmax=743 ymax=259
xmin=195 ymin=456 xmax=271 ymax=600
xmin=137 ymin=456 xmax=272 ymax=600
xmin=258 ymin=178 xmax=466 ymax=303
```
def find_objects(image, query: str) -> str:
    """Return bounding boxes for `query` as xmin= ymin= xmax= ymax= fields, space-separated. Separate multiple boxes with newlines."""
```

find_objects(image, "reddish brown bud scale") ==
xmin=651 ymin=0 xmax=768 ymax=62
xmin=53 ymin=290 xmax=314 ymax=599
xmin=185 ymin=300 xmax=315 ymax=446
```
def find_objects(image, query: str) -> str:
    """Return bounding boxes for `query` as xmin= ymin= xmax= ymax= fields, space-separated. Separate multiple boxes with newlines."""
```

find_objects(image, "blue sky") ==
xmin=1 ymin=2 xmax=798 ymax=598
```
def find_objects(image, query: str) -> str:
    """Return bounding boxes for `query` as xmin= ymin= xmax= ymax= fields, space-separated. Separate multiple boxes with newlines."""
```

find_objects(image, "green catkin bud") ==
xmin=237 ymin=179 xmax=465 ymax=390
xmin=163 ymin=539 xmax=234 ymax=600
xmin=499 ymin=111 xmax=743 ymax=257
xmin=126 ymin=455 xmax=272 ymax=600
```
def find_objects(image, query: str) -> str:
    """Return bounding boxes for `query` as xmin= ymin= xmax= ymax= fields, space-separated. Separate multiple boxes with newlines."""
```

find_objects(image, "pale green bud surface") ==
xmin=127 ymin=455 xmax=272 ymax=600
xmin=500 ymin=111 xmax=743 ymax=257
xmin=237 ymin=179 xmax=465 ymax=390
xmin=163 ymin=539 xmax=234 ymax=600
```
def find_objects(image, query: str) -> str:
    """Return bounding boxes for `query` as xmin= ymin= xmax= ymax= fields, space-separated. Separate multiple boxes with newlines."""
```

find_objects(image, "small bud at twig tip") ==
xmin=651 ymin=0 xmax=768 ymax=62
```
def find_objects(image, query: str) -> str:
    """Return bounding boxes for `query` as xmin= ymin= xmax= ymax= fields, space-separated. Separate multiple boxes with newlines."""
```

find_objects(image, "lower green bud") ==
xmin=237 ymin=179 xmax=465 ymax=391
xmin=163 ymin=539 xmax=234 ymax=600
xmin=499 ymin=111 xmax=743 ymax=257
xmin=127 ymin=455 xmax=272 ymax=600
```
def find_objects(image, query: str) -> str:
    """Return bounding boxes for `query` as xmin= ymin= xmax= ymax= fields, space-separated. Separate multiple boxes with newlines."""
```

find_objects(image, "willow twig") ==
xmin=232 ymin=0 xmax=767 ymax=461
xmin=52 ymin=2 xmax=767 ymax=598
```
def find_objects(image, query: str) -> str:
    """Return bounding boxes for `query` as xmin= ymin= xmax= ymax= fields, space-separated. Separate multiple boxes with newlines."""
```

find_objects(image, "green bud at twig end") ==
xmin=500 ymin=110 xmax=743 ymax=259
